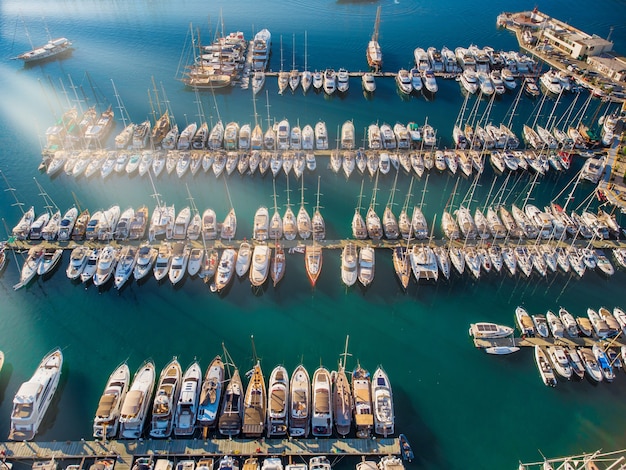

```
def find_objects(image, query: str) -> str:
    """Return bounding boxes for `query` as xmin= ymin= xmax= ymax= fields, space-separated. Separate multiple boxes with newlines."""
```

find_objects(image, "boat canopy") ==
xmin=13 ymin=382 xmax=41 ymax=403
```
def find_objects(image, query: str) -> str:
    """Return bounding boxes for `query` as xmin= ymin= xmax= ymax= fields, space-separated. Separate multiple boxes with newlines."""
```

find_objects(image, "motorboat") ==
xmin=323 ymin=69 xmax=336 ymax=95
xmin=168 ymin=243 xmax=191 ymax=285
xmin=79 ymin=248 xmax=100 ymax=284
xmin=469 ymin=322 xmax=514 ymax=339
xmin=396 ymin=69 xmax=412 ymax=95
xmin=565 ymin=348 xmax=585 ymax=380
xmin=174 ymin=361 xmax=202 ymax=436
xmin=337 ymin=68 xmax=349 ymax=93
xmin=421 ymin=69 xmax=438 ymax=94
xmin=119 ymin=360 xmax=156 ymax=439
xmin=201 ymin=208 xmax=218 ymax=241
xmin=546 ymin=311 xmax=565 ymax=338
xmin=153 ymin=242 xmax=173 ymax=282
xmin=592 ymin=343 xmax=615 ymax=382
xmin=515 ymin=307 xmax=535 ymax=336
xmin=214 ymin=248 xmax=236 ymax=293
xmin=93 ymin=362 xmax=131 ymax=439
xmin=133 ymin=244 xmax=158 ymax=281
xmin=311 ymin=367 xmax=332 ymax=437
xmin=587 ymin=308 xmax=611 ymax=338
xmin=236 ymin=242 xmax=252 ymax=278
xmin=149 ymin=358 xmax=183 ymax=438
xmin=341 ymin=243 xmax=358 ymax=287
xmin=66 ymin=245 xmax=90 ymax=280
xmin=92 ymin=245 xmax=118 ymax=287
xmin=578 ymin=348 xmax=603 ymax=383
xmin=36 ymin=248 xmax=63 ymax=276
xmin=218 ymin=369 xmax=244 ymax=436
xmin=534 ymin=346 xmax=557 ymax=387
xmin=197 ymin=355 xmax=225 ymax=428
xmin=266 ymin=365 xmax=289 ymax=437
xmin=371 ymin=367 xmax=394 ymax=437
xmin=242 ymin=361 xmax=266 ymax=437
xmin=362 ymin=72 xmax=376 ymax=93
xmin=128 ymin=205 xmax=149 ymax=241
xmin=249 ymin=244 xmax=270 ymax=287
xmin=351 ymin=365 xmax=373 ymax=438
xmin=289 ymin=365 xmax=311 ymax=437
xmin=558 ymin=308 xmax=579 ymax=338
xmin=9 ymin=348 xmax=63 ymax=441
xmin=547 ymin=346 xmax=572 ymax=380
xmin=114 ymin=245 xmax=137 ymax=289
xmin=358 ymin=245 xmax=375 ymax=287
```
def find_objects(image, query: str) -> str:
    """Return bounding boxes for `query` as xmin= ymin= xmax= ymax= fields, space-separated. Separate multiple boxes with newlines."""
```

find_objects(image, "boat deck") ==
xmin=0 ymin=438 xmax=400 ymax=470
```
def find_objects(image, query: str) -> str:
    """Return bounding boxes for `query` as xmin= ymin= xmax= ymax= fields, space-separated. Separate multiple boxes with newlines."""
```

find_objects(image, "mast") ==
xmin=372 ymin=6 xmax=381 ymax=43
xmin=111 ymin=79 xmax=130 ymax=129
xmin=339 ymin=335 xmax=351 ymax=371
xmin=0 ymin=169 xmax=25 ymax=215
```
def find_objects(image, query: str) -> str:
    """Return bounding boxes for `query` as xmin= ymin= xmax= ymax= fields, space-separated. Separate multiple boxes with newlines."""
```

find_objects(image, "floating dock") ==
xmin=0 ymin=438 xmax=400 ymax=470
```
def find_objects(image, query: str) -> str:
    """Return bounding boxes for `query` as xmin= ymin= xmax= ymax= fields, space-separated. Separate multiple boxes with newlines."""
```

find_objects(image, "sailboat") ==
xmin=278 ymin=35 xmax=289 ymax=95
xmin=197 ymin=355 xmax=225 ymax=429
xmin=301 ymin=31 xmax=312 ymax=93
xmin=352 ymin=180 xmax=368 ymax=240
xmin=366 ymin=6 xmax=382 ymax=71
xmin=297 ymin=176 xmax=312 ymax=240
xmin=366 ymin=173 xmax=383 ymax=240
xmin=312 ymin=176 xmax=325 ymax=241
xmin=15 ymin=20 xmax=72 ymax=63
xmin=218 ymin=346 xmax=244 ymax=436
xmin=333 ymin=336 xmax=353 ymax=437
xmin=382 ymin=171 xmax=399 ymax=240
xmin=289 ymin=34 xmax=300 ymax=92
xmin=242 ymin=338 xmax=266 ymax=437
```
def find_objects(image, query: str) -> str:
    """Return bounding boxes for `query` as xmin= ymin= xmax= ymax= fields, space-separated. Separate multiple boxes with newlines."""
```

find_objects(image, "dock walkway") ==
xmin=0 ymin=438 xmax=399 ymax=470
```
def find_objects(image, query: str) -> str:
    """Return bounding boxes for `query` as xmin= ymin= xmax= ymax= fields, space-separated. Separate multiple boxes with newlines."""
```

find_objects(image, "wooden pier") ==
xmin=0 ymin=438 xmax=400 ymax=470
xmin=472 ymin=334 xmax=626 ymax=350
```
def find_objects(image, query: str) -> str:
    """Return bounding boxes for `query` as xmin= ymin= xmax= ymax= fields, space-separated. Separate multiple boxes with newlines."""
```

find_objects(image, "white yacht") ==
xmin=352 ymin=365 xmax=373 ymax=438
xmin=341 ymin=243 xmax=358 ymax=287
xmin=93 ymin=362 xmax=131 ymax=439
xmin=249 ymin=244 xmax=270 ymax=287
xmin=266 ymin=365 xmax=290 ymax=437
xmin=9 ymin=348 xmax=63 ymax=441
xmin=197 ymin=355 xmax=225 ymax=428
xmin=311 ymin=367 xmax=333 ymax=437
xmin=371 ymin=367 xmax=394 ymax=437
xmin=168 ymin=243 xmax=190 ymax=285
xmin=66 ymin=245 xmax=90 ymax=280
xmin=119 ymin=360 xmax=156 ymax=439
xmin=174 ymin=361 xmax=202 ymax=436
xmin=289 ymin=364 xmax=310 ymax=437
xmin=149 ymin=358 xmax=182 ymax=439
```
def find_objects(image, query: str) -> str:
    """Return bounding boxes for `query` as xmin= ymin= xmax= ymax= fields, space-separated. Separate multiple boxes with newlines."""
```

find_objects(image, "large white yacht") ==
xmin=289 ymin=364 xmax=310 ymax=437
xmin=93 ymin=362 xmax=131 ymax=439
xmin=371 ymin=367 xmax=394 ymax=436
xmin=9 ymin=348 xmax=63 ymax=441
xmin=266 ymin=365 xmax=290 ymax=437
xmin=311 ymin=367 xmax=333 ymax=437
xmin=119 ymin=360 xmax=156 ymax=439
xmin=174 ymin=361 xmax=202 ymax=436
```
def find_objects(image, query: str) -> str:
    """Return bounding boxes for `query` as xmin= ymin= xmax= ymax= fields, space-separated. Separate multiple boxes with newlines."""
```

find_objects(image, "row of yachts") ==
xmin=127 ymin=455 xmax=407 ymax=470
xmin=91 ymin=351 xmax=393 ymax=441
xmin=471 ymin=305 xmax=626 ymax=386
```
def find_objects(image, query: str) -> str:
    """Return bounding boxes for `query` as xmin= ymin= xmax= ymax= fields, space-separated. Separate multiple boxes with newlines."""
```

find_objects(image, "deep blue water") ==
xmin=1 ymin=1 xmax=626 ymax=469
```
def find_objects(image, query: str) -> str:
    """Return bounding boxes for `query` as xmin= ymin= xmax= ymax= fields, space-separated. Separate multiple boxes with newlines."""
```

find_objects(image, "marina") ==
xmin=2 ymin=0 xmax=626 ymax=468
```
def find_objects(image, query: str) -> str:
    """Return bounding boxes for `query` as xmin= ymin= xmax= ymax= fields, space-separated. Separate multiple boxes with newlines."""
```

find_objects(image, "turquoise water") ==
xmin=1 ymin=0 xmax=626 ymax=468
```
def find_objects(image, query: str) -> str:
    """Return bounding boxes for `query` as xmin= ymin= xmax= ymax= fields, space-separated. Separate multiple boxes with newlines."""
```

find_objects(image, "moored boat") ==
xmin=9 ymin=348 xmax=63 ymax=441
xmin=93 ymin=362 xmax=131 ymax=439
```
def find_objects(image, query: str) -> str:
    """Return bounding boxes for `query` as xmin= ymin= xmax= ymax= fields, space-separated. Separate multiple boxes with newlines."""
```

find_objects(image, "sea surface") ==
xmin=1 ymin=0 xmax=626 ymax=468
